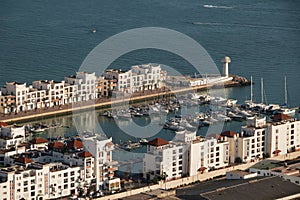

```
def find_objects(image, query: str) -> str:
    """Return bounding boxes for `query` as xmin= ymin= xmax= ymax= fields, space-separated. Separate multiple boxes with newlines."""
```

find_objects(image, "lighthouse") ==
xmin=221 ymin=56 xmax=231 ymax=77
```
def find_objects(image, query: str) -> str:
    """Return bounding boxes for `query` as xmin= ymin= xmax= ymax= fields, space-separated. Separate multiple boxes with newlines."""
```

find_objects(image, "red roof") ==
xmin=221 ymin=130 xmax=237 ymax=138
xmin=15 ymin=157 xmax=33 ymax=164
xmin=49 ymin=141 xmax=64 ymax=149
xmin=78 ymin=151 xmax=92 ymax=158
xmin=30 ymin=137 xmax=48 ymax=144
xmin=148 ymin=138 xmax=169 ymax=147
xmin=0 ymin=122 xmax=8 ymax=127
xmin=272 ymin=113 xmax=291 ymax=122
xmin=67 ymin=139 xmax=83 ymax=149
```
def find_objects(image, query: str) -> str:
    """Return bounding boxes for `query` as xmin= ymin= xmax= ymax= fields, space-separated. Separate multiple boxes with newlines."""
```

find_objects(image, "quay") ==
xmin=0 ymin=78 xmax=250 ymax=124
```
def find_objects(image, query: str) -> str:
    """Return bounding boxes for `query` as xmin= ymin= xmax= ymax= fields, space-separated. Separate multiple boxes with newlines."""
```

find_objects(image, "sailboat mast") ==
xmin=284 ymin=76 xmax=287 ymax=105
xmin=261 ymin=78 xmax=264 ymax=104
xmin=250 ymin=76 xmax=253 ymax=102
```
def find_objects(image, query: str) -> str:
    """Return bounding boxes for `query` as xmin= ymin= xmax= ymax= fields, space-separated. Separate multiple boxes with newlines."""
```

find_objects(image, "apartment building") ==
xmin=103 ymin=64 xmax=164 ymax=93
xmin=222 ymin=114 xmax=300 ymax=163
xmin=32 ymin=80 xmax=67 ymax=107
xmin=220 ymin=117 xmax=267 ymax=163
xmin=0 ymin=125 xmax=27 ymax=166
xmin=83 ymin=135 xmax=120 ymax=191
xmin=189 ymin=136 xmax=230 ymax=176
xmin=0 ymin=72 xmax=96 ymax=114
xmin=0 ymin=82 xmax=29 ymax=113
xmin=0 ymin=92 xmax=15 ymax=114
xmin=96 ymin=76 xmax=117 ymax=97
xmin=0 ymin=161 xmax=81 ymax=200
xmin=143 ymin=138 xmax=187 ymax=181
xmin=266 ymin=113 xmax=300 ymax=156
xmin=65 ymin=72 xmax=97 ymax=102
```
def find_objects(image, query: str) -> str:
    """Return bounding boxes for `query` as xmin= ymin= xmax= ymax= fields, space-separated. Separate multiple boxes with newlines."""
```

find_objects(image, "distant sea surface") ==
xmin=0 ymin=0 xmax=299 ymax=106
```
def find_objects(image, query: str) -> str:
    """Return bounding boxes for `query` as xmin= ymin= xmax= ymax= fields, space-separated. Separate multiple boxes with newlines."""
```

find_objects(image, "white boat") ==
xmin=282 ymin=108 xmax=295 ymax=116
xmin=32 ymin=128 xmax=45 ymax=133
xmin=116 ymin=112 xmax=132 ymax=119
xmin=227 ymin=112 xmax=244 ymax=120
xmin=189 ymin=93 xmax=201 ymax=100
xmin=139 ymin=138 xmax=149 ymax=145
xmin=226 ymin=99 xmax=238 ymax=107
xmin=279 ymin=76 xmax=296 ymax=116
xmin=211 ymin=96 xmax=227 ymax=105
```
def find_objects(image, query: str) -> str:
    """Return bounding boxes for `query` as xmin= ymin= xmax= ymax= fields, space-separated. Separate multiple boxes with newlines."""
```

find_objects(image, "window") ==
xmin=64 ymin=172 xmax=68 ymax=177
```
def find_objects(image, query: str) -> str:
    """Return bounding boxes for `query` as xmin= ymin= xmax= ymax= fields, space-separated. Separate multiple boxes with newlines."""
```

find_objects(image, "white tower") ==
xmin=221 ymin=56 xmax=231 ymax=77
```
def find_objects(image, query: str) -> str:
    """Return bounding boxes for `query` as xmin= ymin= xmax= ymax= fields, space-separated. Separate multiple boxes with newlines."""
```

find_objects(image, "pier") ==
xmin=0 ymin=77 xmax=251 ymax=124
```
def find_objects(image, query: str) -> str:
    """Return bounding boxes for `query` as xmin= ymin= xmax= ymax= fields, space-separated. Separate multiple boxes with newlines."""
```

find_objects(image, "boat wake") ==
xmin=203 ymin=4 xmax=233 ymax=9
xmin=192 ymin=22 xmax=300 ymax=31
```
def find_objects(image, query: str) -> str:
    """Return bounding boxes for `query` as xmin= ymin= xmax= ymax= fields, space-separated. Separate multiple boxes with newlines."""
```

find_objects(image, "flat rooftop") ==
xmin=175 ymin=177 xmax=300 ymax=200
xmin=202 ymin=177 xmax=300 ymax=200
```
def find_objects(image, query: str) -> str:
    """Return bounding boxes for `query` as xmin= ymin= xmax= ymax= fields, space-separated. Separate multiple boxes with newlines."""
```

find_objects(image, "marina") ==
xmin=0 ymin=77 xmax=250 ymax=124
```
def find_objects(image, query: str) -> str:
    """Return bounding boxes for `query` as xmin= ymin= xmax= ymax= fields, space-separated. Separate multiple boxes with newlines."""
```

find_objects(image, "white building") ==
xmin=32 ymin=80 xmax=67 ymax=107
xmin=143 ymin=138 xmax=188 ymax=181
xmin=0 ymin=71 xmax=96 ymax=114
xmin=0 ymin=82 xmax=29 ymax=113
xmin=83 ymin=135 xmax=120 ymax=191
xmin=238 ymin=116 xmax=267 ymax=162
xmin=266 ymin=113 xmax=300 ymax=156
xmin=222 ymin=114 xmax=300 ymax=164
xmin=0 ymin=161 xmax=81 ymax=200
xmin=220 ymin=117 xmax=267 ymax=163
xmin=189 ymin=136 xmax=229 ymax=176
xmin=0 ymin=125 xmax=26 ymax=149
xmin=103 ymin=64 xmax=164 ymax=93
xmin=65 ymin=72 xmax=97 ymax=102
xmin=0 ymin=125 xmax=27 ymax=166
